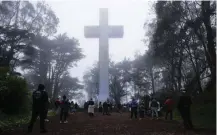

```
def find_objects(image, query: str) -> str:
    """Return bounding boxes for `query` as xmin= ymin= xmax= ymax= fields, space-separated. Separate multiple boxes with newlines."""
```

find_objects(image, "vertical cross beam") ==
xmin=84 ymin=8 xmax=124 ymax=102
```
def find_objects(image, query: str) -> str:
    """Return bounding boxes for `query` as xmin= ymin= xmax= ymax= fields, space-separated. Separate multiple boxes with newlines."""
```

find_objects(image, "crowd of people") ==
xmin=27 ymin=84 xmax=194 ymax=133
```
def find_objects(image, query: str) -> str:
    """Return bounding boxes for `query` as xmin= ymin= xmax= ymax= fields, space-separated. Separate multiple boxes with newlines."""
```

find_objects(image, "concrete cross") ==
xmin=84 ymin=8 xmax=124 ymax=102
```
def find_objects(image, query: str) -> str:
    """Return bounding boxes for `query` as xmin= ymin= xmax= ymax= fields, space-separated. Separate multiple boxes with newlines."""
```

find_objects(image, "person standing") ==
xmin=106 ymin=99 xmax=111 ymax=114
xmin=139 ymin=100 xmax=145 ymax=120
xmin=103 ymin=100 xmax=109 ymax=115
xmin=177 ymin=89 xmax=194 ymax=130
xmin=74 ymin=102 xmax=78 ymax=114
xmin=117 ymin=103 xmax=122 ymax=114
xmin=84 ymin=101 xmax=88 ymax=113
xmin=130 ymin=98 xmax=138 ymax=119
xmin=70 ymin=101 xmax=75 ymax=114
xmin=60 ymin=95 xmax=70 ymax=123
xmin=109 ymin=101 xmax=113 ymax=113
xmin=55 ymin=98 xmax=61 ymax=115
xmin=28 ymin=84 xmax=48 ymax=133
xmin=164 ymin=96 xmax=174 ymax=120
xmin=98 ymin=102 xmax=103 ymax=113
xmin=149 ymin=98 xmax=160 ymax=120
xmin=88 ymin=98 xmax=95 ymax=117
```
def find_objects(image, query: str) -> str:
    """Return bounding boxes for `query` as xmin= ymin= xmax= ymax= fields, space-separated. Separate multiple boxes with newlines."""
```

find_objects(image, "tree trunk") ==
xmin=150 ymin=66 xmax=155 ymax=94
xmin=201 ymin=1 xmax=216 ymax=90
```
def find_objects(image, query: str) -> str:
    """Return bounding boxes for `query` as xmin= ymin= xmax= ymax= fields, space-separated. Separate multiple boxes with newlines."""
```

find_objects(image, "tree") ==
xmin=0 ymin=1 xmax=59 ymax=71
xmin=23 ymin=34 xmax=84 ymax=99
xmin=146 ymin=1 xmax=216 ymax=95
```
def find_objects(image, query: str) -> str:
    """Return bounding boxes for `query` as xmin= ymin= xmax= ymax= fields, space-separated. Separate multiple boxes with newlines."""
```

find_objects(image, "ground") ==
xmin=3 ymin=112 xmax=216 ymax=135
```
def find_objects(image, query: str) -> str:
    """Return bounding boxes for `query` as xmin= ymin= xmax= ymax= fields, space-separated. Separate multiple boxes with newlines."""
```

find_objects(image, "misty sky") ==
xmin=45 ymin=0 xmax=155 ymax=82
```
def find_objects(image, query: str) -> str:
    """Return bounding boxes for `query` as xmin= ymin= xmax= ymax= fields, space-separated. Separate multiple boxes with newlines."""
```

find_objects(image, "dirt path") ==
xmin=4 ymin=112 xmax=215 ymax=135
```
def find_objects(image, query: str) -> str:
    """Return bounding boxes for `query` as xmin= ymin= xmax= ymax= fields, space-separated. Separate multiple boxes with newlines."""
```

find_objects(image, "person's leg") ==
xmin=64 ymin=112 xmax=67 ymax=122
xmin=151 ymin=108 xmax=154 ymax=118
xmin=170 ymin=110 xmax=173 ymax=120
xmin=28 ymin=110 xmax=39 ymax=132
xmin=141 ymin=110 xmax=144 ymax=118
xmin=130 ymin=108 xmax=134 ymax=119
xmin=39 ymin=111 xmax=47 ymax=132
xmin=186 ymin=108 xmax=193 ymax=129
xmin=155 ymin=108 xmax=159 ymax=118
xmin=135 ymin=108 xmax=138 ymax=119
xmin=44 ymin=109 xmax=49 ymax=121
xmin=165 ymin=111 xmax=168 ymax=120
xmin=60 ymin=109 xmax=63 ymax=122
xmin=181 ymin=109 xmax=189 ymax=129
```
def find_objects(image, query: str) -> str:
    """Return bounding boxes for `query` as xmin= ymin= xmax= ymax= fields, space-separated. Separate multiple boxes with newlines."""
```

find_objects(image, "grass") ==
xmin=0 ymin=110 xmax=56 ymax=132
xmin=0 ymin=114 xmax=30 ymax=132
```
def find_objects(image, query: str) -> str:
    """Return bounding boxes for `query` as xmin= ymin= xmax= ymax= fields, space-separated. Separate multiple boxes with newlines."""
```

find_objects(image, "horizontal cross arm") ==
xmin=84 ymin=26 xmax=100 ymax=38
xmin=108 ymin=26 xmax=124 ymax=38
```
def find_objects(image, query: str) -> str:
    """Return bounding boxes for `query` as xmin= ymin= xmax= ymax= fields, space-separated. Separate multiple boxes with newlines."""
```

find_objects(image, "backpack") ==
xmin=151 ymin=100 xmax=158 ymax=107
xmin=33 ymin=90 xmax=42 ymax=101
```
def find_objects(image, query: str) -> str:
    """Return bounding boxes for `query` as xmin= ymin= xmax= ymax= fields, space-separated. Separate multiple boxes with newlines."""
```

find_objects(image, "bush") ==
xmin=0 ymin=69 xmax=31 ymax=115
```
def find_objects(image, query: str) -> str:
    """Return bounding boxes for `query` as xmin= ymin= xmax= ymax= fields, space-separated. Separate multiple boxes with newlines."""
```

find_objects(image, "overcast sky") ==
xmin=44 ymin=0 xmax=155 ymax=84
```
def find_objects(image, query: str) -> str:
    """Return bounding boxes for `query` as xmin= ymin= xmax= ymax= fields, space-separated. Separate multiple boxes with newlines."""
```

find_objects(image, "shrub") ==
xmin=0 ymin=68 xmax=31 ymax=115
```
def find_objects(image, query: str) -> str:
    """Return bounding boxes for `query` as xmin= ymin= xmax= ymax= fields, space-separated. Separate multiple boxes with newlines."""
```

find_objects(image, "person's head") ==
xmin=63 ymin=95 xmax=66 ymax=100
xmin=180 ymin=88 xmax=187 ymax=96
xmin=90 ymin=98 xmax=93 ymax=101
xmin=37 ymin=84 xmax=45 ymax=91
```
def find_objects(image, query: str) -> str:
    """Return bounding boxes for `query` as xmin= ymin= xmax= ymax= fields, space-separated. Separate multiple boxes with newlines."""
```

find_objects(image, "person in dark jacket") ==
xmin=60 ymin=95 xmax=70 ymax=123
xmin=98 ymin=102 xmax=103 ymax=113
xmin=74 ymin=102 xmax=78 ymax=112
xmin=84 ymin=101 xmax=89 ymax=113
xmin=177 ymin=89 xmax=194 ymax=130
xmin=130 ymin=98 xmax=138 ymax=119
xmin=28 ymin=84 xmax=48 ymax=133
xmin=103 ymin=99 xmax=110 ymax=115
xmin=149 ymin=98 xmax=160 ymax=119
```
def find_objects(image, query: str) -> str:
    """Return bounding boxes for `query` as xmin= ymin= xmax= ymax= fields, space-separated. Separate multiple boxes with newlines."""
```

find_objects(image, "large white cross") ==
xmin=84 ymin=8 xmax=124 ymax=102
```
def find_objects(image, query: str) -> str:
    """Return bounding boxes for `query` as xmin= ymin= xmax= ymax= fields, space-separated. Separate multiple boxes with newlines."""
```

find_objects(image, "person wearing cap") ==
xmin=28 ymin=84 xmax=48 ymax=133
xmin=177 ymin=89 xmax=194 ymax=130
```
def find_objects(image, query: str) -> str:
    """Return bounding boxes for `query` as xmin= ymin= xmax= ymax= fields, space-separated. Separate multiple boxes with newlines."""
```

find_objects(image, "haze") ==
xmin=45 ymin=0 xmax=154 ymax=82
